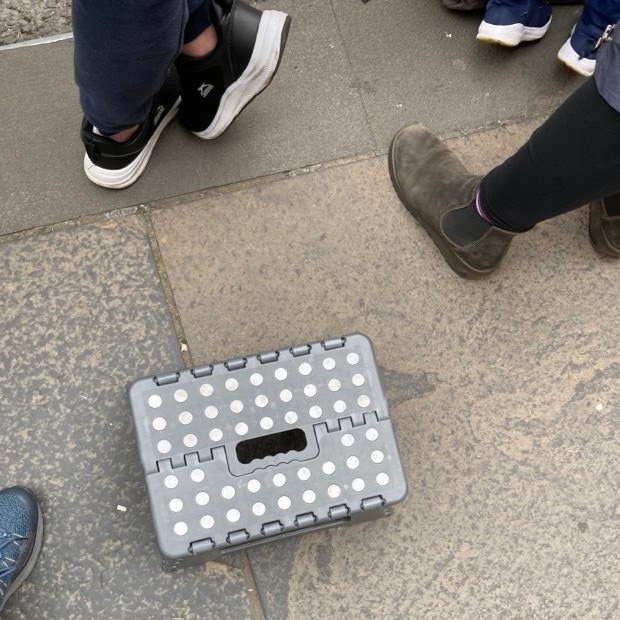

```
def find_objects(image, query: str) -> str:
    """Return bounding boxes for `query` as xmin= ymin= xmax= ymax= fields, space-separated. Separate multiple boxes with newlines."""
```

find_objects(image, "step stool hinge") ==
xmin=154 ymin=371 xmax=180 ymax=386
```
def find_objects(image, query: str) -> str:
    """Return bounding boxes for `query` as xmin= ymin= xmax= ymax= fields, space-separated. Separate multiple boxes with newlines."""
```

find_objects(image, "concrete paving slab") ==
xmin=334 ymin=0 xmax=585 ymax=145
xmin=152 ymin=122 xmax=620 ymax=619
xmin=0 ymin=0 xmax=373 ymax=237
xmin=0 ymin=218 xmax=253 ymax=619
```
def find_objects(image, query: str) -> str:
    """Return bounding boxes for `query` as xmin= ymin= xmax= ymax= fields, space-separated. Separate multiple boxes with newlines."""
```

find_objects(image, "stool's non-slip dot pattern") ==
xmin=274 ymin=368 xmax=287 ymax=381
xmin=247 ymin=479 xmax=261 ymax=493
xmin=183 ymin=434 xmax=198 ymax=448
xmin=284 ymin=411 xmax=298 ymax=424
xmin=297 ymin=467 xmax=311 ymax=481
xmin=280 ymin=389 xmax=293 ymax=403
xmin=260 ymin=417 xmax=274 ymax=430
xmin=252 ymin=502 xmax=266 ymax=516
xmin=352 ymin=478 xmax=365 ymax=492
xmin=333 ymin=400 xmax=346 ymax=413
xmin=209 ymin=428 xmax=223 ymax=442
xmin=309 ymin=405 xmax=322 ymax=418
xmin=347 ymin=352 xmax=360 ymax=365
xmin=200 ymin=515 xmax=215 ymax=529
xmin=371 ymin=450 xmax=385 ymax=464
xmin=328 ymin=379 xmax=341 ymax=392
xmin=225 ymin=378 xmax=238 ymax=391
xmin=304 ymin=384 xmax=317 ymax=397
xmin=164 ymin=475 xmax=178 ymax=489
xmin=255 ymin=395 xmax=268 ymax=408
xmin=323 ymin=357 xmax=336 ymax=370
xmin=199 ymin=383 xmax=214 ymax=397
xmin=152 ymin=417 xmax=166 ymax=431
xmin=366 ymin=428 xmax=379 ymax=441
xmin=376 ymin=472 xmax=390 ymax=486
xmin=341 ymin=433 xmax=354 ymax=447
xmin=174 ymin=389 xmax=188 ymax=403
xmin=221 ymin=486 xmax=235 ymax=500
xmin=169 ymin=498 xmax=183 ymax=513
xmin=299 ymin=363 xmax=312 ymax=376
xmin=322 ymin=461 xmax=336 ymax=475
xmin=327 ymin=484 xmax=341 ymax=498
xmin=148 ymin=395 xmax=162 ymax=409
xmin=157 ymin=440 xmax=171 ymax=454
xmin=346 ymin=456 xmax=360 ymax=469
xmin=204 ymin=405 xmax=219 ymax=419
xmin=227 ymin=509 xmax=241 ymax=523
xmin=352 ymin=373 xmax=365 ymax=387
xmin=195 ymin=492 xmax=209 ymax=506
xmin=278 ymin=496 xmax=292 ymax=510
xmin=273 ymin=473 xmax=287 ymax=487
xmin=190 ymin=469 xmax=205 ymax=483
xmin=303 ymin=490 xmax=316 ymax=504
xmin=357 ymin=395 xmax=370 ymax=408
xmin=179 ymin=411 xmax=193 ymax=425
xmin=250 ymin=373 xmax=263 ymax=386
xmin=235 ymin=422 xmax=249 ymax=436
xmin=174 ymin=522 xmax=188 ymax=536
xmin=230 ymin=400 xmax=243 ymax=413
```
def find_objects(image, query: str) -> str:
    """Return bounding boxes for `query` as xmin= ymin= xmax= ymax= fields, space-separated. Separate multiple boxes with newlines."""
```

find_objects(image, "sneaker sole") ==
xmin=557 ymin=39 xmax=595 ymax=76
xmin=0 ymin=503 xmax=43 ymax=614
xmin=194 ymin=10 xmax=291 ymax=140
xmin=477 ymin=18 xmax=551 ymax=46
xmin=83 ymin=97 xmax=181 ymax=190
xmin=388 ymin=129 xmax=492 ymax=279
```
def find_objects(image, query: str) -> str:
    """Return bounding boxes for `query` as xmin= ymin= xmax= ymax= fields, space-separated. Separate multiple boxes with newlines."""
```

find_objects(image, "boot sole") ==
xmin=83 ymin=98 xmax=181 ymax=190
xmin=388 ymin=130 xmax=495 ymax=279
xmin=194 ymin=11 xmax=292 ymax=139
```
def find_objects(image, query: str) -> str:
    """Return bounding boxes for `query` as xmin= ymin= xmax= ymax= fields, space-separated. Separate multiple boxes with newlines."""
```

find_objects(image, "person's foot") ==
xmin=477 ymin=0 xmax=552 ymax=47
xmin=557 ymin=18 xmax=615 ymax=76
xmin=175 ymin=0 xmax=292 ymax=139
xmin=388 ymin=125 xmax=515 ymax=278
xmin=589 ymin=199 xmax=620 ymax=257
xmin=0 ymin=487 xmax=43 ymax=614
xmin=81 ymin=71 xmax=181 ymax=189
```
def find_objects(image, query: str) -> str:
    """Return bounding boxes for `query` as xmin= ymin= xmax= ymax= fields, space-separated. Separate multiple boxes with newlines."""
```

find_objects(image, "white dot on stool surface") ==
xmin=250 ymin=373 xmax=263 ymax=386
xmin=255 ymin=395 xmax=268 ymax=408
xmin=221 ymin=485 xmax=235 ymax=499
xmin=341 ymin=433 xmax=354 ymax=447
xmin=371 ymin=450 xmax=385 ymax=464
xmin=323 ymin=357 xmax=336 ymax=370
xmin=273 ymin=473 xmax=286 ymax=487
xmin=297 ymin=467 xmax=311 ymax=481
xmin=274 ymin=368 xmax=287 ymax=380
xmin=352 ymin=478 xmax=365 ymax=492
xmin=376 ymin=472 xmax=390 ymax=486
xmin=164 ymin=475 xmax=178 ymax=489
xmin=174 ymin=389 xmax=188 ymax=402
xmin=252 ymin=502 xmax=266 ymax=516
xmin=280 ymin=389 xmax=293 ymax=402
xmin=346 ymin=456 xmax=360 ymax=469
xmin=328 ymin=379 xmax=341 ymax=391
xmin=204 ymin=405 xmax=219 ymax=419
xmin=327 ymin=484 xmax=341 ymax=498
xmin=247 ymin=479 xmax=261 ymax=493
xmin=235 ymin=422 xmax=249 ymax=436
xmin=357 ymin=395 xmax=370 ymax=408
xmin=174 ymin=522 xmax=188 ymax=536
xmin=199 ymin=383 xmax=214 ymax=397
xmin=302 ymin=490 xmax=316 ymax=503
xmin=304 ymin=384 xmax=317 ymax=397
xmin=346 ymin=352 xmax=360 ymax=365
xmin=157 ymin=440 xmax=171 ymax=454
xmin=152 ymin=417 xmax=166 ymax=431
xmin=200 ymin=515 xmax=214 ymax=529
xmin=183 ymin=434 xmax=197 ymax=447
xmin=148 ymin=395 xmax=162 ymax=408
xmin=333 ymin=400 xmax=346 ymax=413
xmin=284 ymin=411 xmax=298 ymax=424
xmin=366 ymin=428 xmax=379 ymax=441
xmin=260 ymin=417 xmax=274 ymax=430
xmin=278 ymin=496 xmax=291 ymax=510
xmin=179 ymin=411 xmax=193 ymax=425
xmin=169 ymin=498 xmax=183 ymax=512
xmin=309 ymin=406 xmax=322 ymax=418
xmin=195 ymin=492 xmax=209 ymax=505
xmin=226 ymin=509 xmax=241 ymax=522
xmin=190 ymin=469 xmax=205 ymax=483
xmin=225 ymin=378 xmax=238 ymax=391
xmin=209 ymin=428 xmax=223 ymax=442
xmin=352 ymin=373 xmax=365 ymax=387
xmin=230 ymin=400 xmax=244 ymax=413
xmin=299 ymin=362 xmax=312 ymax=375
xmin=322 ymin=461 xmax=336 ymax=475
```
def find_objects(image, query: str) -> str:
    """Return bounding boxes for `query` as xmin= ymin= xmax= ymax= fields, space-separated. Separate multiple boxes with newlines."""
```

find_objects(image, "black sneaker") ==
xmin=81 ymin=72 xmax=181 ymax=189
xmin=175 ymin=0 xmax=291 ymax=139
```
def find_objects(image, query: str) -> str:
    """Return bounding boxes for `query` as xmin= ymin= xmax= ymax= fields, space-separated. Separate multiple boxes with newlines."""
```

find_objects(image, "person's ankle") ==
xmin=108 ymin=125 xmax=139 ymax=143
xmin=183 ymin=25 xmax=218 ymax=58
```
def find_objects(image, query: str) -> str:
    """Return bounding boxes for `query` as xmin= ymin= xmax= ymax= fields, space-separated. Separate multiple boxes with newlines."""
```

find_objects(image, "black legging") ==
xmin=480 ymin=78 xmax=620 ymax=232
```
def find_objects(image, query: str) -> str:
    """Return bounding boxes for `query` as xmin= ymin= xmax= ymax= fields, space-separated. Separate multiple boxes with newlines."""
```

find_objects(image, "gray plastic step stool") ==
xmin=128 ymin=333 xmax=407 ymax=569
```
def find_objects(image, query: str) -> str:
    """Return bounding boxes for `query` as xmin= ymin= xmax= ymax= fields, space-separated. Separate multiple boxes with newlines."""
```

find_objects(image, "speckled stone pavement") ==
xmin=1 ymin=1 xmax=619 ymax=619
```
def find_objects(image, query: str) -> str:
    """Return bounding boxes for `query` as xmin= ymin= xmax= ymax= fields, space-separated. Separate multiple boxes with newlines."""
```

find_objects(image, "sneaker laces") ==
xmin=0 ymin=532 xmax=27 ymax=595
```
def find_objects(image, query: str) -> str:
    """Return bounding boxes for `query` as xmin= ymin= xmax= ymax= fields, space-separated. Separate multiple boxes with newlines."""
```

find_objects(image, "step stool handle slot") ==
xmin=235 ymin=428 xmax=308 ymax=465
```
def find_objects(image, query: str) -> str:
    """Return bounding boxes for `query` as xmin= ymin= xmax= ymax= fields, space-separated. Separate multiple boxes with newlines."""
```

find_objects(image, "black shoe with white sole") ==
xmin=81 ymin=72 xmax=181 ymax=189
xmin=175 ymin=0 xmax=291 ymax=139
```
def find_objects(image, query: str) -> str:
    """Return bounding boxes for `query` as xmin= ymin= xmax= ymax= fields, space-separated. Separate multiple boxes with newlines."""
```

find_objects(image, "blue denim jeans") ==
xmin=73 ymin=0 xmax=211 ymax=134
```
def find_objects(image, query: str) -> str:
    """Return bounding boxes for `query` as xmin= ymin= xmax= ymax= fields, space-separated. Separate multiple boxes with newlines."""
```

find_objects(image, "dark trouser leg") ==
xmin=480 ymin=77 xmax=620 ymax=232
